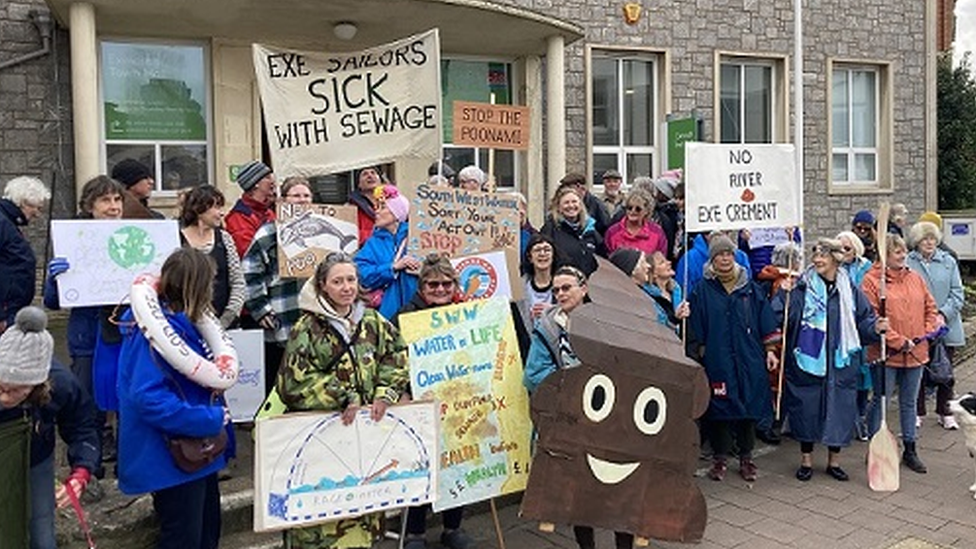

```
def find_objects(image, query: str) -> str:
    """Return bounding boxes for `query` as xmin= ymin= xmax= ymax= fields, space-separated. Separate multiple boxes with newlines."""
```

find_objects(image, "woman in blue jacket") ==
xmin=117 ymin=249 xmax=234 ymax=549
xmin=907 ymin=221 xmax=966 ymax=430
xmin=355 ymin=185 xmax=420 ymax=320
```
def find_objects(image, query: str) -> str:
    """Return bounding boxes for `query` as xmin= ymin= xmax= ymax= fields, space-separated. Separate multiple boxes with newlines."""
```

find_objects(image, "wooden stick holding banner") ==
xmin=774 ymin=227 xmax=796 ymax=421
xmin=486 ymin=93 xmax=497 ymax=193
xmin=490 ymin=498 xmax=506 ymax=549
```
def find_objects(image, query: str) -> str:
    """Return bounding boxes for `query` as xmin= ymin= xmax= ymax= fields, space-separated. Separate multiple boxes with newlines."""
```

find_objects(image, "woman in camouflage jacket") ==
xmin=277 ymin=252 xmax=410 ymax=549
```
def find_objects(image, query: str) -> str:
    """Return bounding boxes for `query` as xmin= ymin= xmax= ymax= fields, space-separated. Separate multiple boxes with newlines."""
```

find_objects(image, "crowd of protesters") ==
xmin=0 ymin=158 xmax=969 ymax=549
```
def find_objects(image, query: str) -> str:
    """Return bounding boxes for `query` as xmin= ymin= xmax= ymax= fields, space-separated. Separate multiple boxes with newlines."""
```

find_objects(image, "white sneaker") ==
xmin=916 ymin=416 xmax=923 ymax=429
xmin=939 ymin=415 xmax=959 ymax=430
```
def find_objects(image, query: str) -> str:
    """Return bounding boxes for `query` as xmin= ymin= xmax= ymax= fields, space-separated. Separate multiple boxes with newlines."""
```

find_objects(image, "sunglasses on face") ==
xmin=552 ymin=283 xmax=578 ymax=295
xmin=853 ymin=224 xmax=872 ymax=232
xmin=424 ymin=280 xmax=455 ymax=289
xmin=626 ymin=205 xmax=644 ymax=213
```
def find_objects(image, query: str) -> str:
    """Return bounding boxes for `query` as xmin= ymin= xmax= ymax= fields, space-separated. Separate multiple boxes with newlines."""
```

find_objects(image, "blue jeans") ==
xmin=30 ymin=455 xmax=56 ymax=549
xmin=867 ymin=365 xmax=924 ymax=443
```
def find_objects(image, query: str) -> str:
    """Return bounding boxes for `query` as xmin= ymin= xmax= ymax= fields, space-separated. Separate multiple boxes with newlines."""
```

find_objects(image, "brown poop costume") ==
xmin=520 ymin=259 xmax=710 ymax=542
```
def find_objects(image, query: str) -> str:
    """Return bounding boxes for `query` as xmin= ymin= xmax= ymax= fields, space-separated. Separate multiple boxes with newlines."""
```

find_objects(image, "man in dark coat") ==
xmin=686 ymin=235 xmax=780 ymax=483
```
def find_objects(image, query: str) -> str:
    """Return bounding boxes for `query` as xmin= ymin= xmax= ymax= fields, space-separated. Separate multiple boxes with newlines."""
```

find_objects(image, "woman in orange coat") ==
xmin=861 ymin=233 xmax=941 ymax=474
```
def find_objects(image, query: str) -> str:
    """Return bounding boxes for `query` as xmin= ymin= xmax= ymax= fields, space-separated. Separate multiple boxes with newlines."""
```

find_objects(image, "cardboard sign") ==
xmin=520 ymin=262 xmax=710 ymax=542
xmin=276 ymin=203 xmax=359 ymax=278
xmin=451 ymin=100 xmax=530 ymax=150
xmin=450 ymin=251 xmax=512 ymax=301
xmin=224 ymin=329 xmax=265 ymax=423
xmin=254 ymin=402 xmax=438 ymax=532
xmin=50 ymin=220 xmax=181 ymax=307
xmin=399 ymin=297 xmax=532 ymax=511
xmin=684 ymin=143 xmax=799 ymax=232
xmin=408 ymin=184 xmax=521 ymax=298
xmin=252 ymin=29 xmax=442 ymax=176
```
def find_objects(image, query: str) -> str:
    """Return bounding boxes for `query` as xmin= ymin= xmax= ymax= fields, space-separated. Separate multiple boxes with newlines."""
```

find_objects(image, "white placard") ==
xmin=224 ymin=329 xmax=265 ymax=423
xmin=748 ymin=227 xmax=792 ymax=250
xmin=253 ymin=29 xmax=442 ymax=176
xmin=50 ymin=220 xmax=181 ymax=307
xmin=449 ymin=250 xmax=512 ymax=301
xmin=684 ymin=143 xmax=799 ymax=232
xmin=254 ymin=403 xmax=438 ymax=532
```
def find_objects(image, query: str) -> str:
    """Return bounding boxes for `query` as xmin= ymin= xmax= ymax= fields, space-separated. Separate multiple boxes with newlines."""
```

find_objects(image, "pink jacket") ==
xmin=604 ymin=218 xmax=668 ymax=256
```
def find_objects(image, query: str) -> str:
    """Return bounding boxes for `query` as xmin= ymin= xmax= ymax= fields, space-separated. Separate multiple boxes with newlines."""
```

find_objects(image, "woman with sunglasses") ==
xmin=603 ymin=189 xmax=667 ymax=257
xmin=772 ymin=239 xmax=884 ymax=482
xmin=277 ymin=252 xmax=410 ymax=548
xmin=522 ymin=266 xmax=634 ymax=549
xmin=390 ymin=254 xmax=472 ymax=549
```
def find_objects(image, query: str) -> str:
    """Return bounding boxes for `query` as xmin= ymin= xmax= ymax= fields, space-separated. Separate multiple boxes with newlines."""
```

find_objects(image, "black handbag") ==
xmin=925 ymin=337 xmax=953 ymax=385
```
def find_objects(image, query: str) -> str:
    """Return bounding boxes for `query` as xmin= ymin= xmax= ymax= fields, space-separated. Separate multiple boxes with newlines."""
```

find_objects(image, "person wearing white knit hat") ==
xmin=0 ymin=307 xmax=100 ymax=549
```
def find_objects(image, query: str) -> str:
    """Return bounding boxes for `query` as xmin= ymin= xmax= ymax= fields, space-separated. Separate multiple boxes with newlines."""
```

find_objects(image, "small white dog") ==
xmin=949 ymin=393 xmax=976 ymax=499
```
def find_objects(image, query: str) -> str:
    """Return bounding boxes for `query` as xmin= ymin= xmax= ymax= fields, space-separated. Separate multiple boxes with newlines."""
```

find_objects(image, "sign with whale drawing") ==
xmin=276 ymin=203 xmax=359 ymax=278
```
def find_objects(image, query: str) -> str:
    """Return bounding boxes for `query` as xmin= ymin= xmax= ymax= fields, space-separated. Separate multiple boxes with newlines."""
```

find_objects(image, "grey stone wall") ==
xmin=1 ymin=0 xmax=74 ymax=276
xmin=498 ymin=0 xmax=929 ymax=240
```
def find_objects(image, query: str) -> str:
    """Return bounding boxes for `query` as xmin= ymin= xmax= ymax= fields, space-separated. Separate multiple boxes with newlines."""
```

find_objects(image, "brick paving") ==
xmin=375 ymin=357 xmax=976 ymax=549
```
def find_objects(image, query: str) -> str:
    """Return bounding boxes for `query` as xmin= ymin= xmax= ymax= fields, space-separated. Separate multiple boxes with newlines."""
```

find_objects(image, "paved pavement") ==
xmin=375 ymin=358 xmax=976 ymax=549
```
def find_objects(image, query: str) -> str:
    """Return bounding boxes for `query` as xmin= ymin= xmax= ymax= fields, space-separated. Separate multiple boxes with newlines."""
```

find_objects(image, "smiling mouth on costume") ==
xmin=586 ymin=453 xmax=640 ymax=484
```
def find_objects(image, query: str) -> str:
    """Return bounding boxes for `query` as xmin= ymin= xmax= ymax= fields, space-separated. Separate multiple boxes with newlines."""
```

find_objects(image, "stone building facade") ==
xmin=1 ymin=0 xmax=936 ymax=265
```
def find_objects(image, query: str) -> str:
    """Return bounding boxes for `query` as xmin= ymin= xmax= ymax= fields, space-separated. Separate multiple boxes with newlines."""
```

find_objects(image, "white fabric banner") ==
xmin=253 ymin=30 xmax=441 ymax=176
xmin=684 ymin=143 xmax=800 ymax=232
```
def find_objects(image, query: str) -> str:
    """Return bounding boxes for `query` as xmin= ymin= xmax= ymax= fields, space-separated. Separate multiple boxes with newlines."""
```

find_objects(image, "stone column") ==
xmin=525 ymin=54 xmax=545 ymax=227
xmin=546 ymin=35 xmax=565 ymax=189
xmin=69 ymin=2 xmax=99 ymax=191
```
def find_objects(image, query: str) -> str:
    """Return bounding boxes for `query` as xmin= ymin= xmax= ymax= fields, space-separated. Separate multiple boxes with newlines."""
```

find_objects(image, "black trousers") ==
xmin=573 ymin=526 xmax=634 ymax=549
xmin=708 ymin=419 xmax=756 ymax=459
xmin=405 ymin=504 xmax=463 ymax=535
xmin=152 ymin=473 xmax=221 ymax=549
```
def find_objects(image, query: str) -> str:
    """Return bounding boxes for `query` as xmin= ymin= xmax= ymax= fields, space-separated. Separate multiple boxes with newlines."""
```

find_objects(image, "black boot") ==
xmin=902 ymin=441 xmax=927 ymax=474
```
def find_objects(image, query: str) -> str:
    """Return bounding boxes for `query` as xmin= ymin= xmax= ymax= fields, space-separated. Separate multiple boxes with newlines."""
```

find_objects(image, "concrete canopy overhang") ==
xmin=44 ymin=0 xmax=584 ymax=55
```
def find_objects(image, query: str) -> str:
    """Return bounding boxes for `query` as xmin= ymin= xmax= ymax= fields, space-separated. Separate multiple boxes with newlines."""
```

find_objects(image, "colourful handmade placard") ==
xmin=276 ymin=203 xmax=359 ymax=278
xmin=398 ymin=296 xmax=531 ymax=511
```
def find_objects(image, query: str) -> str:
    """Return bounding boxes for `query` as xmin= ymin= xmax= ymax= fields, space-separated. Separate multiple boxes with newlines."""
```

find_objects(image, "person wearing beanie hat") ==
xmin=355 ymin=185 xmax=421 ymax=320
xmin=0 ymin=307 xmax=100 ymax=549
xmin=851 ymin=210 xmax=878 ymax=262
xmin=348 ymin=165 xmax=388 ymax=244
xmin=687 ymin=231 xmax=780 ymax=483
xmin=225 ymin=160 xmax=277 ymax=259
xmin=110 ymin=159 xmax=165 ymax=219
xmin=914 ymin=211 xmax=959 ymax=261
xmin=609 ymin=248 xmax=644 ymax=281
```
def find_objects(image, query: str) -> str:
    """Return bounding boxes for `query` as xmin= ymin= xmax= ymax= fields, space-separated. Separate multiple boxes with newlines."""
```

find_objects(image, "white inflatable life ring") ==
xmin=130 ymin=273 xmax=239 ymax=390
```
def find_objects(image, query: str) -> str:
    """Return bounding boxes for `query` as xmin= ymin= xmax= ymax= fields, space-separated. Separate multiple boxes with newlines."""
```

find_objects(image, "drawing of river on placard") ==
xmin=255 ymin=403 xmax=438 ymax=532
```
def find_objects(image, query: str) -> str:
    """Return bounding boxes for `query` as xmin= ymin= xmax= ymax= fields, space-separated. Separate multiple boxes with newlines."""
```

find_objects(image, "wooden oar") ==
xmin=868 ymin=202 xmax=899 ymax=492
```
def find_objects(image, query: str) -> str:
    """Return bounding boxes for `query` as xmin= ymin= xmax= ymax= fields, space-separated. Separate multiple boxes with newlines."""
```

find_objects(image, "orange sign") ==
xmin=452 ymin=100 xmax=530 ymax=150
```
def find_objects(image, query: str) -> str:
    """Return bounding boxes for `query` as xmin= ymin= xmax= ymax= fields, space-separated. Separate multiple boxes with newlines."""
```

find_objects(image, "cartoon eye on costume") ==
xmin=633 ymin=386 xmax=667 ymax=435
xmin=583 ymin=374 xmax=616 ymax=422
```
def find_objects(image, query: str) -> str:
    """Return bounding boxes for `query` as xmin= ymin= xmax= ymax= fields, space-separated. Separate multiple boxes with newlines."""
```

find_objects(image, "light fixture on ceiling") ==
xmin=333 ymin=22 xmax=358 ymax=41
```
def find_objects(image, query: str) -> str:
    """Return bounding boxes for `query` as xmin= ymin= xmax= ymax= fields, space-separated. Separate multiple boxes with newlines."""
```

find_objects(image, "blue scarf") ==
xmin=794 ymin=267 xmax=861 ymax=376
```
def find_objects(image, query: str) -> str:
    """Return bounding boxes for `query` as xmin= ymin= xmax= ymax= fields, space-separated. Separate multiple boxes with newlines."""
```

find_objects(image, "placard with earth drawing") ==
xmin=398 ymin=296 xmax=532 ymax=511
xmin=275 ymin=203 xmax=359 ymax=278
xmin=50 ymin=220 xmax=181 ymax=307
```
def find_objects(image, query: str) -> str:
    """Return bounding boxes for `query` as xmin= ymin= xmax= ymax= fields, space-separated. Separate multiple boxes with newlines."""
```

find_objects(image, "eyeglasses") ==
xmin=552 ymin=283 xmax=578 ymax=295
xmin=626 ymin=205 xmax=644 ymax=213
xmin=424 ymin=280 xmax=455 ymax=289
xmin=531 ymin=246 xmax=553 ymax=255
